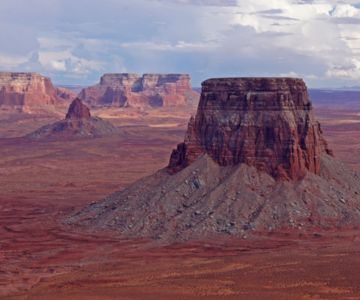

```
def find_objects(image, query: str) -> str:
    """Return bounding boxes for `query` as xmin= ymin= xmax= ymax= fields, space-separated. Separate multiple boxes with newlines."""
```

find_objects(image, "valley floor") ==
xmin=1 ymin=105 xmax=360 ymax=299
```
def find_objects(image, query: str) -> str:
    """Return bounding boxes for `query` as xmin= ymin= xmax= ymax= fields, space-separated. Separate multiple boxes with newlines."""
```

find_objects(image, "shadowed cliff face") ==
xmin=79 ymin=73 xmax=199 ymax=108
xmin=169 ymin=78 xmax=333 ymax=180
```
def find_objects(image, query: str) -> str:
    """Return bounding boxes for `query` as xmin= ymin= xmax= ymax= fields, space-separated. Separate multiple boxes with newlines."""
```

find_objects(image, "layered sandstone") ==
xmin=27 ymin=98 xmax=120 ymax=139
xmin=0 ymin=72 xmax=61 ymax=109
xmin=169 ymin=78 xmax=333 ymax=180
xmin=79 ymin=73 xmax=199 ymax=108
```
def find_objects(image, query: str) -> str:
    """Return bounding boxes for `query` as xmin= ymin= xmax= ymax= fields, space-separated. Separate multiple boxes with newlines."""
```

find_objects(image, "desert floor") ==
xmin=1 ymin=105 xmax=360 ymax=299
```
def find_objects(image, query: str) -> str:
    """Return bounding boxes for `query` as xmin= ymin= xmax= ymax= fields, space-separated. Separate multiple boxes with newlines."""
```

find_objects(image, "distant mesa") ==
xmin=0 ymin=72 xmax=71 ymax=111
xmin=79 ymin=73 xmax=200 ymax=108
xmin=69 ymin=77 xmax=360 ymax=241
xmin=27 ymin=98 xmax=120 ymax=139
xmin=56 ymin=84 xmax=87 ymax=95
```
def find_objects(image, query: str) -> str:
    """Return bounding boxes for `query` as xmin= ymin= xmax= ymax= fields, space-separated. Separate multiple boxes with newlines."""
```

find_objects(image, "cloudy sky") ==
xmin=0 ymin=0 xmax=360 ymax=87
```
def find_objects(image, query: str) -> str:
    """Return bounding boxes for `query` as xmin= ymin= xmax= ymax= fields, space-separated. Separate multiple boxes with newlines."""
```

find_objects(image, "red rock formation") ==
xmin=0 ymin=72 xmax=61 ymax=109
xmin=69 ymin=77 xmax=360 ymax=241
xmin=169 ymin=78 xmax=333 ymax=180
xmin=79 ymin=73 xmax=199 ymax=108
xmin=27 ymin=98 xmax=119 ymax=139
xmin=66 ymin=98 xmax=91 ymax=119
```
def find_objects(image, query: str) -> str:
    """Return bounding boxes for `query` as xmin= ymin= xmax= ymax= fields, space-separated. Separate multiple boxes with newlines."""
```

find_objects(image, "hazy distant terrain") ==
xmin=57 ymin=85 xmax=87 ymax=95
xmin=309 ymin=89 xmax=360 ymax=109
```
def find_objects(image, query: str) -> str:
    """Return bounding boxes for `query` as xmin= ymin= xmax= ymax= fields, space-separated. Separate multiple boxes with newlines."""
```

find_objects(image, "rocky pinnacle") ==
xmin=65 ymin=98 xmax=91 ymax=119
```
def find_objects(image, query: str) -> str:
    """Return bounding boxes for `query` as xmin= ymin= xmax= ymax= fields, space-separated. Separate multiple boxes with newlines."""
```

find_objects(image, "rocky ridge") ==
xmin=79 ymin=73 xmax=199 ymax=108
xmin=68 ymin=78 xmax=360 ymax=241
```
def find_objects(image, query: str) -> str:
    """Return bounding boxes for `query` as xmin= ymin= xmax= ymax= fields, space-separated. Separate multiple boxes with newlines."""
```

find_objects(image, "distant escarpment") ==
xmin=79 ymin=73 xmax=199 ymax=108
xmin=55 ymin=86 xmax=77 ymax=102
xmin=68 ymin=78 xmax=360 ymax=241
xmin=27 ymin=98 xmax=120 ymax=139
xmin=0 ymin=72 xmax=69 ymax=111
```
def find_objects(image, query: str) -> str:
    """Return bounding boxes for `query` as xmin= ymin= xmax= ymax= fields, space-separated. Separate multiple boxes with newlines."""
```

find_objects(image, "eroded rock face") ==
xmin=66 ymin=98 xmax=91 ymax=119
xmin=79 ymin=73 xmax=199 ymax=108
xmin=0 ymin=72 xmax=60 ymax=108
xmin=169 ymin=78 xmax=332 ymax=180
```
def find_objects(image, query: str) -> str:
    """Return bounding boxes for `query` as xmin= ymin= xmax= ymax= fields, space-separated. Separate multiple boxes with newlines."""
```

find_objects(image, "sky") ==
xmin=1 ymin=0 xmax=360 ymax=87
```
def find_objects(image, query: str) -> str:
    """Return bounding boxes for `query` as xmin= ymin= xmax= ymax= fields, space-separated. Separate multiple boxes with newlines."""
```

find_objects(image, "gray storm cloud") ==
xmin=0 ymin=0 xmax=359 ymax=87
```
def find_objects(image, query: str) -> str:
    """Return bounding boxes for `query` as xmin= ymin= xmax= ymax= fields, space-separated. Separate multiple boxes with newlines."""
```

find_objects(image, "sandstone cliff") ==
xmin=79 ymin=73 xmax=199 ymax=108
xmin=0 ymin=72 xmax=64 ymax=110
xmin=169 ymin=78 xmax=333 ymax=180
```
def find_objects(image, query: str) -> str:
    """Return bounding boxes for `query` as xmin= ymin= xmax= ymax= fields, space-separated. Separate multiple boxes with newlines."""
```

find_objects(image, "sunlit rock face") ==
xmin=79 ymin=73 xmax=199 ymax=108
xmin=0 ymin=72 xmax=60 ymax=109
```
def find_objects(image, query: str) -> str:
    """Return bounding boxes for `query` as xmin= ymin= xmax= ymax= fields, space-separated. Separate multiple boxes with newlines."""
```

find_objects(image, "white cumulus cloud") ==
xmin=0 ymin=0 xmax=359 ymax=86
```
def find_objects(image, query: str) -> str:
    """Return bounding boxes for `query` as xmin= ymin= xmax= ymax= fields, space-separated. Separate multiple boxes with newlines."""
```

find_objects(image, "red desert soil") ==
xmin=1 ymin=106 xmax=360 ymax=299
xmin=317 ymin=107 xmax=360 ymax=170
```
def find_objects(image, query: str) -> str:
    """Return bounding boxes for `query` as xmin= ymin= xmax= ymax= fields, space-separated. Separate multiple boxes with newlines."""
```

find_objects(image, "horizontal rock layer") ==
xmin=0 ymin=72 xmax=64 ymax=108
xmin=79 ymin=73 xmax=199 ymax=108
xmin=169 ymin=78 xmax=333 ymax=180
